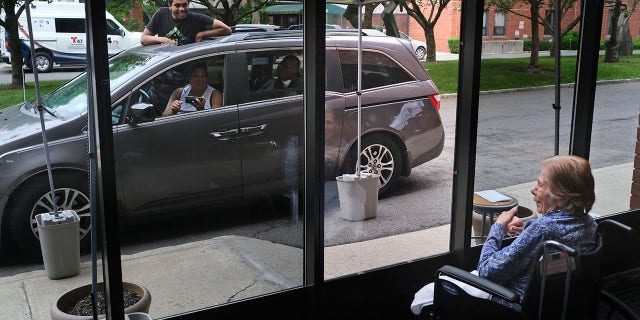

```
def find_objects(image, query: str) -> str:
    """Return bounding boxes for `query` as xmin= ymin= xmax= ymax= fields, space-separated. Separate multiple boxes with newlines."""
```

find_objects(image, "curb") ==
xmin=440 ymin=77 xmax=640 ymax=99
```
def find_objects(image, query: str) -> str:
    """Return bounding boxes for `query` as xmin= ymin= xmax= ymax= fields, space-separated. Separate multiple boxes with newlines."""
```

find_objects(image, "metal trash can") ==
xmin=36 ymin=210 xmax=80 ymax=279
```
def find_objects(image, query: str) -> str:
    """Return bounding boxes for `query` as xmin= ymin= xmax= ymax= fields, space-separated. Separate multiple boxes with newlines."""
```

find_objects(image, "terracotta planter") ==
xmin=50 ymin=282 xmax=151 ymax=320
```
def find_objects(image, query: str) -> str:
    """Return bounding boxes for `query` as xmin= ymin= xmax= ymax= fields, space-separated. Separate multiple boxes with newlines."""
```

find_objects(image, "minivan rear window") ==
xmin=338 ymin=49 xmax=414 ymax=92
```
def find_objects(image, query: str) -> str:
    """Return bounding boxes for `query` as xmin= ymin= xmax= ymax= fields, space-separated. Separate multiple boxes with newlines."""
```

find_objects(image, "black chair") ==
xmin=420 ymin=220 xmax=637 ymax=320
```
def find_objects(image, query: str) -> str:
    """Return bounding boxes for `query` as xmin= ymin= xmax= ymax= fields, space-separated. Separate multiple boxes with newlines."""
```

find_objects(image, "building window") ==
xmin=544 ymin=10 xmax=554 ymax=36
xmin=494 ymin=10 xmax=506 ymax=36
xmin=483 ymin=10 xmax=488 ymax=36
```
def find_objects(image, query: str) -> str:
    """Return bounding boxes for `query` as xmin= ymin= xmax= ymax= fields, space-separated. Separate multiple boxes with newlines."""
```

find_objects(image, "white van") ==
xmin=2 ymin=2 xmax=142 ymax=72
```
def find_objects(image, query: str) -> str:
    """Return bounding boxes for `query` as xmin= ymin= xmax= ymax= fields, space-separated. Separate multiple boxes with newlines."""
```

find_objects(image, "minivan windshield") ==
xmin=39 ymin=51 xmax=159 ymax=119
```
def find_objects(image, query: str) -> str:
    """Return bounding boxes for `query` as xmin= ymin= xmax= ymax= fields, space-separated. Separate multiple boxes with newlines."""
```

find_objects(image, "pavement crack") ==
xmin=227 ymin=280 xmax=257 ymax=303
xmin=21 ymin=281 xmax=34 ymax=319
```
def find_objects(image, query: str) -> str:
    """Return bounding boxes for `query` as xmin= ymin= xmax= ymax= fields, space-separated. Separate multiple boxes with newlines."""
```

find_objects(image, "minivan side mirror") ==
xmin=128 ymin=103 xmax=156 ymax=125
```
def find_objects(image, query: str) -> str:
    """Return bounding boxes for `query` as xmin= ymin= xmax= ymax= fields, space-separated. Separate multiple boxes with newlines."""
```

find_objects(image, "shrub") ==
xmin=448 ymin=38 xmax=460 ymax=53
xmin=633 ymin=39 xmax=640 ymax=50
xmin=561 ymin=30 xmax=580 ymax=50
xmin=539 ymin=40 xmax=552 ymax=51
xmin=523 ymin=39 xmax=552 ymax=51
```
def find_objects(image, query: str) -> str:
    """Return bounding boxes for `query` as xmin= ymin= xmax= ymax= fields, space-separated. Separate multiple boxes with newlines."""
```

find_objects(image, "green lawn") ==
xmin=0 ymin=54 xmax=639 ymax=109
xmin=0 ymin=80 xmax=68 ymax=109
xmin=425 ymin=54 xmax=640 ymax=94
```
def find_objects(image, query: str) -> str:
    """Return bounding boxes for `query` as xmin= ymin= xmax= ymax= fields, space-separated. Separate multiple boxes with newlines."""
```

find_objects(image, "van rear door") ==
xmin=54 ymin=17 xmax=86 ymax=56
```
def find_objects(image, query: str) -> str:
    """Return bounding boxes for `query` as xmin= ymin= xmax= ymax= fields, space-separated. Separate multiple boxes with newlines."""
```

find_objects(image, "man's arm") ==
xmin=141 ymin=28 xmax=177 ymax=46
xmin=194 ymin=19 xmax=232 ymax=42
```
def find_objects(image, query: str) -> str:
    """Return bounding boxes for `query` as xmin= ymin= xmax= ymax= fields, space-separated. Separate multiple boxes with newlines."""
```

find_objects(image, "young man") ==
xmin=141 ymin=0 xmax=231 ymax=46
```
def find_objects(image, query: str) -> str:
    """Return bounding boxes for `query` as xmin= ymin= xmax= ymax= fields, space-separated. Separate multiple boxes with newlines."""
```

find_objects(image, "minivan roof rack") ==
xmin=215 ymin=30 xmax=303 ymax=42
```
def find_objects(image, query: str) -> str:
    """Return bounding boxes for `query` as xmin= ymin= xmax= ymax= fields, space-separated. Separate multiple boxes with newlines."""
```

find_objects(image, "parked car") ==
xmin=2 ymin=2 xmax=142 ymax=72
xmin=399 ymin=31 xmax=427 ymax=61
xmin=0 ymin=30 xmax=443 ymax=255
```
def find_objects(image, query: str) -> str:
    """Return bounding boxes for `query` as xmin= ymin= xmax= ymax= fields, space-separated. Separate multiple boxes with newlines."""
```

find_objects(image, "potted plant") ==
xmin=50 ymin=281 xmax=151 ymax=320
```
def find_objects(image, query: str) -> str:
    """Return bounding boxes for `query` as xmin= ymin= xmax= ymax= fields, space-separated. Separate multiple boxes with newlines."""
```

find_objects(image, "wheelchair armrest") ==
xmin=437 ymin=265 xmax=520 ymax=302
xmin=600 ymin=290 xmax=640 ymax=320
xmin=598 ymin=219 xmax=633 ymax=233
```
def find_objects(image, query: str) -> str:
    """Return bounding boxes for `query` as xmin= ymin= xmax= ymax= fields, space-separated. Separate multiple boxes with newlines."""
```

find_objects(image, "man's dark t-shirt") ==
xmin=146 ymin=7 xmax=214 ymax=45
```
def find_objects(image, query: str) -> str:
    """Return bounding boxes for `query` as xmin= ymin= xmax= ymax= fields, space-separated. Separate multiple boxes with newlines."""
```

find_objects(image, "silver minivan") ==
xmin=0 ymin=31 xmax=444 ymax=255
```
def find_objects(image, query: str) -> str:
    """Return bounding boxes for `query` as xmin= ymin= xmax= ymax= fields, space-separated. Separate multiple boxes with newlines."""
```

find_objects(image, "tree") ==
xmin=488 ymin=0 xmax=581 ymax=72
xmin=605 ymin=0 xmax=638 ymax=62
xmin=342 ymin=3 xmax=378 ymax=29
xmin=397 ymin=0 xmax=451 ymax=62
xmin=0 ymin=0 xmax=27 ymax=89
xmin=605 ymin=0 xmax=623 ymax=62
xmin=191 ymin=0 xmax=275 ymax=26
xmin=382 ymin=1 xmax=400 ymax=37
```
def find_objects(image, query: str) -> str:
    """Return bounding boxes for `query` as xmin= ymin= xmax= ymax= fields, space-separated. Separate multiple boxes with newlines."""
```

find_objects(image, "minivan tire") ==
xmin=7 ymin=173 xmax=90 ymax=257
xmin=341 ymin=134 xmax=402 ymax=197
xmin=25 ymin=51 xmax=54 ymax=73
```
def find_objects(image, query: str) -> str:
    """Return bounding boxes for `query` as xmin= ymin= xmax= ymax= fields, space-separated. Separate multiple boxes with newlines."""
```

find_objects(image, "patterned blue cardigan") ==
xmin=477 ymin=210 xmax=597 ymax=301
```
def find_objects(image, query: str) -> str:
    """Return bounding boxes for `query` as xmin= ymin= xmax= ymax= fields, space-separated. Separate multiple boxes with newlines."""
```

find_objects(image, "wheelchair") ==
xmin=415 ymin=220 xmax=638 ymax=320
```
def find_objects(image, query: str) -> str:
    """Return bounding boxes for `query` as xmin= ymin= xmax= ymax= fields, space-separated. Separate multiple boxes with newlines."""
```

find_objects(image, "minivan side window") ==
xmin=246 ymin=50 xmax=304 ymax=102
xmin=55 ymin=18 xmax=85 ymax=33
xmin=338 ymin=49 xmax=414 ymax=92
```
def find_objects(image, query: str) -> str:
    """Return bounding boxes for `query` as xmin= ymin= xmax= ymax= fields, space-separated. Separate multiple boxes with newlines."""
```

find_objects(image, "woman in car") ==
xmin=163 ymin=64 xmax=222 ymax=116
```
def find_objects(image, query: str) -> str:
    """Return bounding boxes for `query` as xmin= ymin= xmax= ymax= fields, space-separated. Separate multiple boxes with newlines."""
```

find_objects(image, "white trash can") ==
xmin=126 ymin=312 xmax=152 ymax=320
xmin=36 ymin=210 xmax=80 ymax=280
xmin=336 ymin=173 xmax=380 ymax=221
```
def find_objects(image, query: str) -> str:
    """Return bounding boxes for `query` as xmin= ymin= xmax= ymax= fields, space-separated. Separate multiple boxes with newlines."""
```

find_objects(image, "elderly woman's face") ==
xmin=531 ymin=169 xmax=555 ymax=214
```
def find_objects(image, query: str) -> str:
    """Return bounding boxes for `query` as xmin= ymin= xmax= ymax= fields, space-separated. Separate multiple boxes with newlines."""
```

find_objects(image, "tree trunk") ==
xmin=4 ymin=4 xmax=25 ymax=89
xmin=342 ymin=4 xmax=375 ymax=29
xmin=424 ymin=25 xmax=436 ymax=62
xmin=252 ymin=2 xmax=261 ymax=24
xmin=528 ymin=4 xmax=541 ymax=72
xmin=382 ymin=2 xmax=399 ymax=37
xmin=343 ymin=5 xmax=358 ymax=29
xmin=363 ymin=4 xmax=375 ymax=29
xmin=604 ymin=0 xmax=621 ymax=62
xmin=618 ymin=20 xmax=633 ymax=56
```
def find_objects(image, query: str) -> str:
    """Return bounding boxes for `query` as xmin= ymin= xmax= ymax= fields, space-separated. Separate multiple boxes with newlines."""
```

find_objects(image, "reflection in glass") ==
xmin=324 ymin=24 xmax=452 ymax=279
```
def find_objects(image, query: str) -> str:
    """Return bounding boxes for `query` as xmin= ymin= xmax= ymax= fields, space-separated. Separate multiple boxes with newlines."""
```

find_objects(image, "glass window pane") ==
xmin=494 ymin=11 xmax=506 ymax=36
xmin=325 ymin=6 xmax=454 ymax=279
xmin=113 ymin=52 xmax=305 ymax=317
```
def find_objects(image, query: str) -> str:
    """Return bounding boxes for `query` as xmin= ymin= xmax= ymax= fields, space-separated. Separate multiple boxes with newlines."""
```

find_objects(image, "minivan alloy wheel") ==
xmin=7 ymin=174 xmax=91 ymax=256
xmin=343 ymin=134 xmax=402 ymax=197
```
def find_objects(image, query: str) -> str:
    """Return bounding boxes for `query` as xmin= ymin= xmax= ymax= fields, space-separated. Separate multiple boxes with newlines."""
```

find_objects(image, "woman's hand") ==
xmin=193 ymin=97 xmax=205 ymax=110
xmin=495 ymin=206 xmax=520 ymax=231
xmin=507 ymin=215 xmax=524 ymax=236
xmin=171 ymin=100 xmax=183 ymax=114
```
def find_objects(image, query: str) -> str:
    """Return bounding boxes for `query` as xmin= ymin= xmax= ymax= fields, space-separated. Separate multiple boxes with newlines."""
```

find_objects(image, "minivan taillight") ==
xmin=429 ymin=94 xmax=440 ymax=111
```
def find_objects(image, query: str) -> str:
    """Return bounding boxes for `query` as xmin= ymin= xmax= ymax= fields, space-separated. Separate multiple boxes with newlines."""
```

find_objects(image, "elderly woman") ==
xmin=411 ymin=155 xmax=598 ymax=315
xmin=477 ymin=154 xmax=598 ymax=306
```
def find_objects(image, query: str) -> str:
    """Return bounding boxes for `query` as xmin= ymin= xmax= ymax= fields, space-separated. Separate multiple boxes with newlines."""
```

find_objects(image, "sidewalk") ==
xmin=1 ymin=162 xmax=632 ymax=319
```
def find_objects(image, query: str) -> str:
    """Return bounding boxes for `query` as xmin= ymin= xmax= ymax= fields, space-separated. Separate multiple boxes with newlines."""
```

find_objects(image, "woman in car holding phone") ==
xmin=163 ymin=64 xmax=222 ymax=116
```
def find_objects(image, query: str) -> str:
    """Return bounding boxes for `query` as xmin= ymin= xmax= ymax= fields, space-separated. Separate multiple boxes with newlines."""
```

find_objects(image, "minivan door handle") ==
xmin=239 ymin=123 xmax=267 ymax=137
xmin=209 ymin=128 xmax=238 ymax=140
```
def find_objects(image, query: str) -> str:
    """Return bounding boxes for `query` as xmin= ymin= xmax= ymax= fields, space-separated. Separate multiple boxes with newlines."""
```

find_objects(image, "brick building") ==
xmin=372 ymin=1 xmax=640 ymax=53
